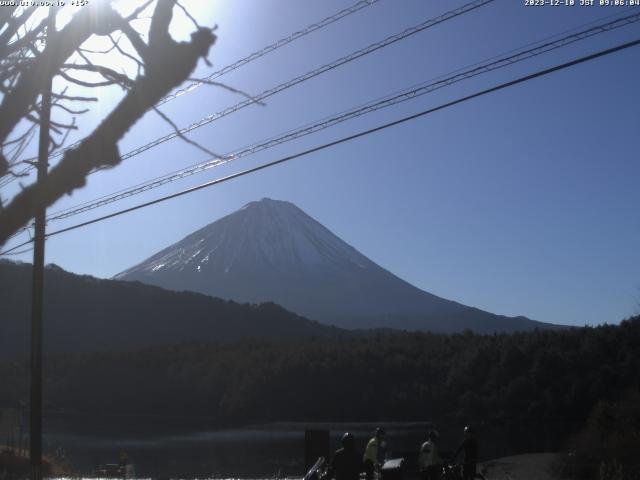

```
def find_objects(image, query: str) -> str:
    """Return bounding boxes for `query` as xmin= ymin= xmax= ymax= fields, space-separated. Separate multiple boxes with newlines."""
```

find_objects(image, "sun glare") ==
xmin=47 ymin=0 xmax=216 ymax=106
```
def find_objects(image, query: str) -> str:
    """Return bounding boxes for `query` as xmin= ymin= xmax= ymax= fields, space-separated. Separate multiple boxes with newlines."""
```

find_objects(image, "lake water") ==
xmin=41 ymin=416 xmax=574 ymax=478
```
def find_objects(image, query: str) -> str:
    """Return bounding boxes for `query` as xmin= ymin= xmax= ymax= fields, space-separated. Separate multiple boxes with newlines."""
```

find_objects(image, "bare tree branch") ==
xmin=106 ymin=32 xmax=145 ymax=75
xmin=5 ymin=169 xmax=30 ymax=179
xmin=126 ymin=0 xmax=156 ymax=22
xmin=59 ymin=70 xmax=119 ymax=89
xmin=0 ymin=16 xmax=46 ymax=60
xmin=116 ymin=25 xmax=149 ymax=65
xmin=61 ymin=63 xmax=135 ymax=88
xmin=149 ymin=0 xmax=174 ymax=47
xmin=0 ymin=5 xmax=19 ymax=31
xmin=0 ymin=7 xmax=38 ymax=55
xmin=176 ymin=1 xmax=201 ymax=30
xmin=52 ymin=102 xmax=89 ymax=115
xmin=50 ymin=117 xmax=76 ymax=153
xmin=2 ymin=123 xmax=36 ymax=147
xmin=0 ymin=1 xmax=217 ymax=245
xmin=0 ymin=153 xmax=10 ymax=179
xmin=8 ymin=126 xmax=36 ymax=163
xmin=189 ymin=78 xmax=266 ymax=106
xmin=49 ymin=118 xmax=78 ymax=132
xmin=153 ymin=106 xmax=224 ymax=159
xmin=0 ymin=2 xmax=123 ymax=144
xmin=51 ymin=92 xmax=98 ymax=102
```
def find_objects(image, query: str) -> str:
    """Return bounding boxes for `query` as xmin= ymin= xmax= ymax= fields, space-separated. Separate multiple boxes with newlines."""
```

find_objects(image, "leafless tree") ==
xmin=0 ymin=0 xmax=216 ymax=246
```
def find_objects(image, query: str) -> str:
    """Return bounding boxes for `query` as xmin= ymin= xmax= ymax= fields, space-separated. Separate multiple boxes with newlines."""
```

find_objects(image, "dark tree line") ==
xmin=566 ymin=389 xmax=640 ymax=479
xmin=1 ymin=316 xmax=638 ymax=428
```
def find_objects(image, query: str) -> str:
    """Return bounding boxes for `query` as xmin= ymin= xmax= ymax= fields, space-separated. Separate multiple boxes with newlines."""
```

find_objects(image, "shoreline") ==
xmin=481 ymin=453 xmax=558 ymax=480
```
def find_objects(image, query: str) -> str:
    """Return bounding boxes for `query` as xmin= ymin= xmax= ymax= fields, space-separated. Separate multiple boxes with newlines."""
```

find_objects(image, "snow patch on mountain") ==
xmin=118 ymin=198 xmax=371 ymax=280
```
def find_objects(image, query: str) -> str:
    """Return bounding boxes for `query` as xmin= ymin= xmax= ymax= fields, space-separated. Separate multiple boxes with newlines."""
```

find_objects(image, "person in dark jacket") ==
xmin=453 ymin=426 xmax=478 ymax=480
xmin=325 ymin=432 xmax=362 ymax=480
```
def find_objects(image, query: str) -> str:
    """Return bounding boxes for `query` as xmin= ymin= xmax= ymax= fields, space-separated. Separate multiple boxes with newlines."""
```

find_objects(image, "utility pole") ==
xmin=30 ymin=8 xmax=54 ymax=480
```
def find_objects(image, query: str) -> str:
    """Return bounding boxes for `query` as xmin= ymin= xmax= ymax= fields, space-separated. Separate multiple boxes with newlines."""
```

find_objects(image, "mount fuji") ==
xmin=116 ymin=198 xmax=555 ymax=333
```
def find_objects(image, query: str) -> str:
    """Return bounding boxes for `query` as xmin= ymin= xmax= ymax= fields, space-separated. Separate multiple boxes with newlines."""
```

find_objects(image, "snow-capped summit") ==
xmin=116 ymin=198 xmax=553 ymax=333
xmin=118 ymin=198 xmax=371 ymax=277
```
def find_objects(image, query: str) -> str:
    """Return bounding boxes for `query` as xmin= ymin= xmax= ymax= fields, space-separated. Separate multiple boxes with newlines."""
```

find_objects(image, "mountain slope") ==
xmin=116 ymin=198 xmax=557 ymax=333
xmin=0 ymin=260 xmax=342 ymax=358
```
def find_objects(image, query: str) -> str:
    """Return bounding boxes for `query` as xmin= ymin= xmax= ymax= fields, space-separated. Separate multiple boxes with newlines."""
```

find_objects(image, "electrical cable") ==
xmin=34 ymin=10 xmax=640 ymax=226
xmin=157 ymin=0 xmax=382 ymax=105
xmin=2 ymin=35 xmax=636 ymax=257
xmin=0 ymin=0 xmax=493 ymax=187
xmin=0 ymin=0 xmax=381 ymax=182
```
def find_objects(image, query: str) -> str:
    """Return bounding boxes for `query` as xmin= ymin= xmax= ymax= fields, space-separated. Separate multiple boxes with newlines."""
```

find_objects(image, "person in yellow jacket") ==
xmin=363 ymin=428 xmax=386 ymax=480
xmin=418 ymin=431 xmax=442 ymax=480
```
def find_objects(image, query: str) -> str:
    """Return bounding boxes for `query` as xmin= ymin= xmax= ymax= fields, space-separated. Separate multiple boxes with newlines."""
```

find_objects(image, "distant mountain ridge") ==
xmin=116 ymin=198 xmax=559 ymax=333
xmin=0 ymin=260 xmax=342 ymax=358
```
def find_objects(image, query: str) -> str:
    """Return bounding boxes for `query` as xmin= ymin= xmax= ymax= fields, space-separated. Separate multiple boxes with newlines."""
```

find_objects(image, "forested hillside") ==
xmin=1 ymin=317 xmax=638 ymax=427
xmin=0 ymin=260 xmax=342 ymax=357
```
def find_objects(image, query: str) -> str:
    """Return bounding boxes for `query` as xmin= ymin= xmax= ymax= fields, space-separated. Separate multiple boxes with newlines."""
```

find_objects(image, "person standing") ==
xmin=453 ymin=426 xmax=478 ymax=480
xmin=419 ymin=430 xmax=442 ymax=480
xmin=363 ymin=428 xmax=386 ymax=480
xmin=325 ymin=432 xmax=362 ymax=480
xmin=118 ymin=452 xmax=135 ymax=479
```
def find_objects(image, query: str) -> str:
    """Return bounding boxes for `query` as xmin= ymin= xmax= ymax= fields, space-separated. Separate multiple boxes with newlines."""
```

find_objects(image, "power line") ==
xmin=105 ymin=0 xmax=494 ymax=164
xmin=0 ymin=238 xmax=32 ymax=256
xmin=157 ymin=0 xmax=381 ymax=105
xmin=0 ymin=245 xmax=33 ymax=256
xmin=32 ymin=10 xmax=640 ymax=226
xmin=0 ymin=0 xmax=494 ymax=188
xmin=6 ymin=5 xmax=633 ymax=187
xmin=2 ymin=35 xmax=636 ymax=256
xmin=0 ymin=0 xmax=380 ymax=185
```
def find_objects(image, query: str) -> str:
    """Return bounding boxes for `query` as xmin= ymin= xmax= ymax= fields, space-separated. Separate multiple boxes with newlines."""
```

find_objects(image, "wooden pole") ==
xmin=30 ymin=8 xmax=54 ymax=480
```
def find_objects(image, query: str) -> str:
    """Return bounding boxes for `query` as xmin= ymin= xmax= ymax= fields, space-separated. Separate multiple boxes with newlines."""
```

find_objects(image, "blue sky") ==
xmin=2 ymin=0 xmax=639 ymax=326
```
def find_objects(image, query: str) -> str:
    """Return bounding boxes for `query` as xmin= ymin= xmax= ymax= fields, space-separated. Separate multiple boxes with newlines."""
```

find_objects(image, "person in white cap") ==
xmin=419 ymin=430 xmax=442 ymax=480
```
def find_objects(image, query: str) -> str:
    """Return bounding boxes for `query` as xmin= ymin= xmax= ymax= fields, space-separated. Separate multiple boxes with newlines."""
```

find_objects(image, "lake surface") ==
xmin=41 ymin=416 xmax=574 ymax=478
